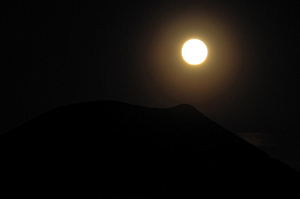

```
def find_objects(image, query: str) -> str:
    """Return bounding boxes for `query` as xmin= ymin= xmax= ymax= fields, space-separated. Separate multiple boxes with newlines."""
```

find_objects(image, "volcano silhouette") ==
xmin=1 ymin=101 xmax=299 ymax=198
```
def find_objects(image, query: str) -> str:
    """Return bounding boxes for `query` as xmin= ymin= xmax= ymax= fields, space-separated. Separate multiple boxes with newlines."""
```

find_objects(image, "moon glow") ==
xmin=182 ymin=39 xmax=208 ymax=65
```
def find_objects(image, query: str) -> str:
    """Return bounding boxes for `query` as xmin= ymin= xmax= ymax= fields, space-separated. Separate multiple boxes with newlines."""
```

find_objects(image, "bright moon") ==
xmin=182 ymin=39 xmax=208 ymax=65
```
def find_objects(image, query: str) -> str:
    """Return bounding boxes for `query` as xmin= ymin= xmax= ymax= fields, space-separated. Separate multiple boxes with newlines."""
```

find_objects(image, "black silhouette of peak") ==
xmin=168 ymin=103 xmax=210 ymax=120
xmin=1 ymin=100 xmax=299 ymax=198
xmin=172 ymin=103 xmax=197 ymax=111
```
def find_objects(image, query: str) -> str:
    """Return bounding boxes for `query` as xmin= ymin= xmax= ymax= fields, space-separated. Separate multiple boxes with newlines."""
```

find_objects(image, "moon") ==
xmin=182 ymin=39 xmax=208 ymax=65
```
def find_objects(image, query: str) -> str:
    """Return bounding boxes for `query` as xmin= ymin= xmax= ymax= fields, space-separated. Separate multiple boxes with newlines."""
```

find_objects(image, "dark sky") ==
xmin=1 ymin=1 xmax=300 ymax=135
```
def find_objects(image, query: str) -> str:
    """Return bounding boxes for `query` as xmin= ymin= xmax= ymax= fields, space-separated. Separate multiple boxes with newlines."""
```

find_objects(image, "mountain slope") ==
xmin=1 ymin=101 xmax=299 ymax=198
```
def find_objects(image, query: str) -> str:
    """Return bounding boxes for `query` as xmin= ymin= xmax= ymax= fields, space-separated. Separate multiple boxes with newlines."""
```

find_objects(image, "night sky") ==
xmin=1 ymin=0 xmax=300 ymax=137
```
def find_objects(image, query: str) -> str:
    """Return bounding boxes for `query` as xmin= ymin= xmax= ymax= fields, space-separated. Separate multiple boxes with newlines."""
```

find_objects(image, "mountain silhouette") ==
xmin=1 ymin=101 xmax=299 ymax=198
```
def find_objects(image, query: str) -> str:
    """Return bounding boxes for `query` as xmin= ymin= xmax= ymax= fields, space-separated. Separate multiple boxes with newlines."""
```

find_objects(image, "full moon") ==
xmin=182 ymin=39 xmax=208 ymax=65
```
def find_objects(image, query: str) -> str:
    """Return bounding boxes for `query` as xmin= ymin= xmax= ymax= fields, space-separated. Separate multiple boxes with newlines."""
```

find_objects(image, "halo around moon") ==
xmin=182 ymin=39 xmax=208 ymax=65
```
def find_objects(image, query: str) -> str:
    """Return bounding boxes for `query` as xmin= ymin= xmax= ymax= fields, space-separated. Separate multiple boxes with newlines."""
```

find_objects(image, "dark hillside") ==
xmin=1 ymin=101 xmax=299 ymax=198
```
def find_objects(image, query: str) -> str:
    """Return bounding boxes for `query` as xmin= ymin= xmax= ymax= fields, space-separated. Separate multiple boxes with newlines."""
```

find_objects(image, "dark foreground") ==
xmin=1 ymin=101 xmax=299 ymax=198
